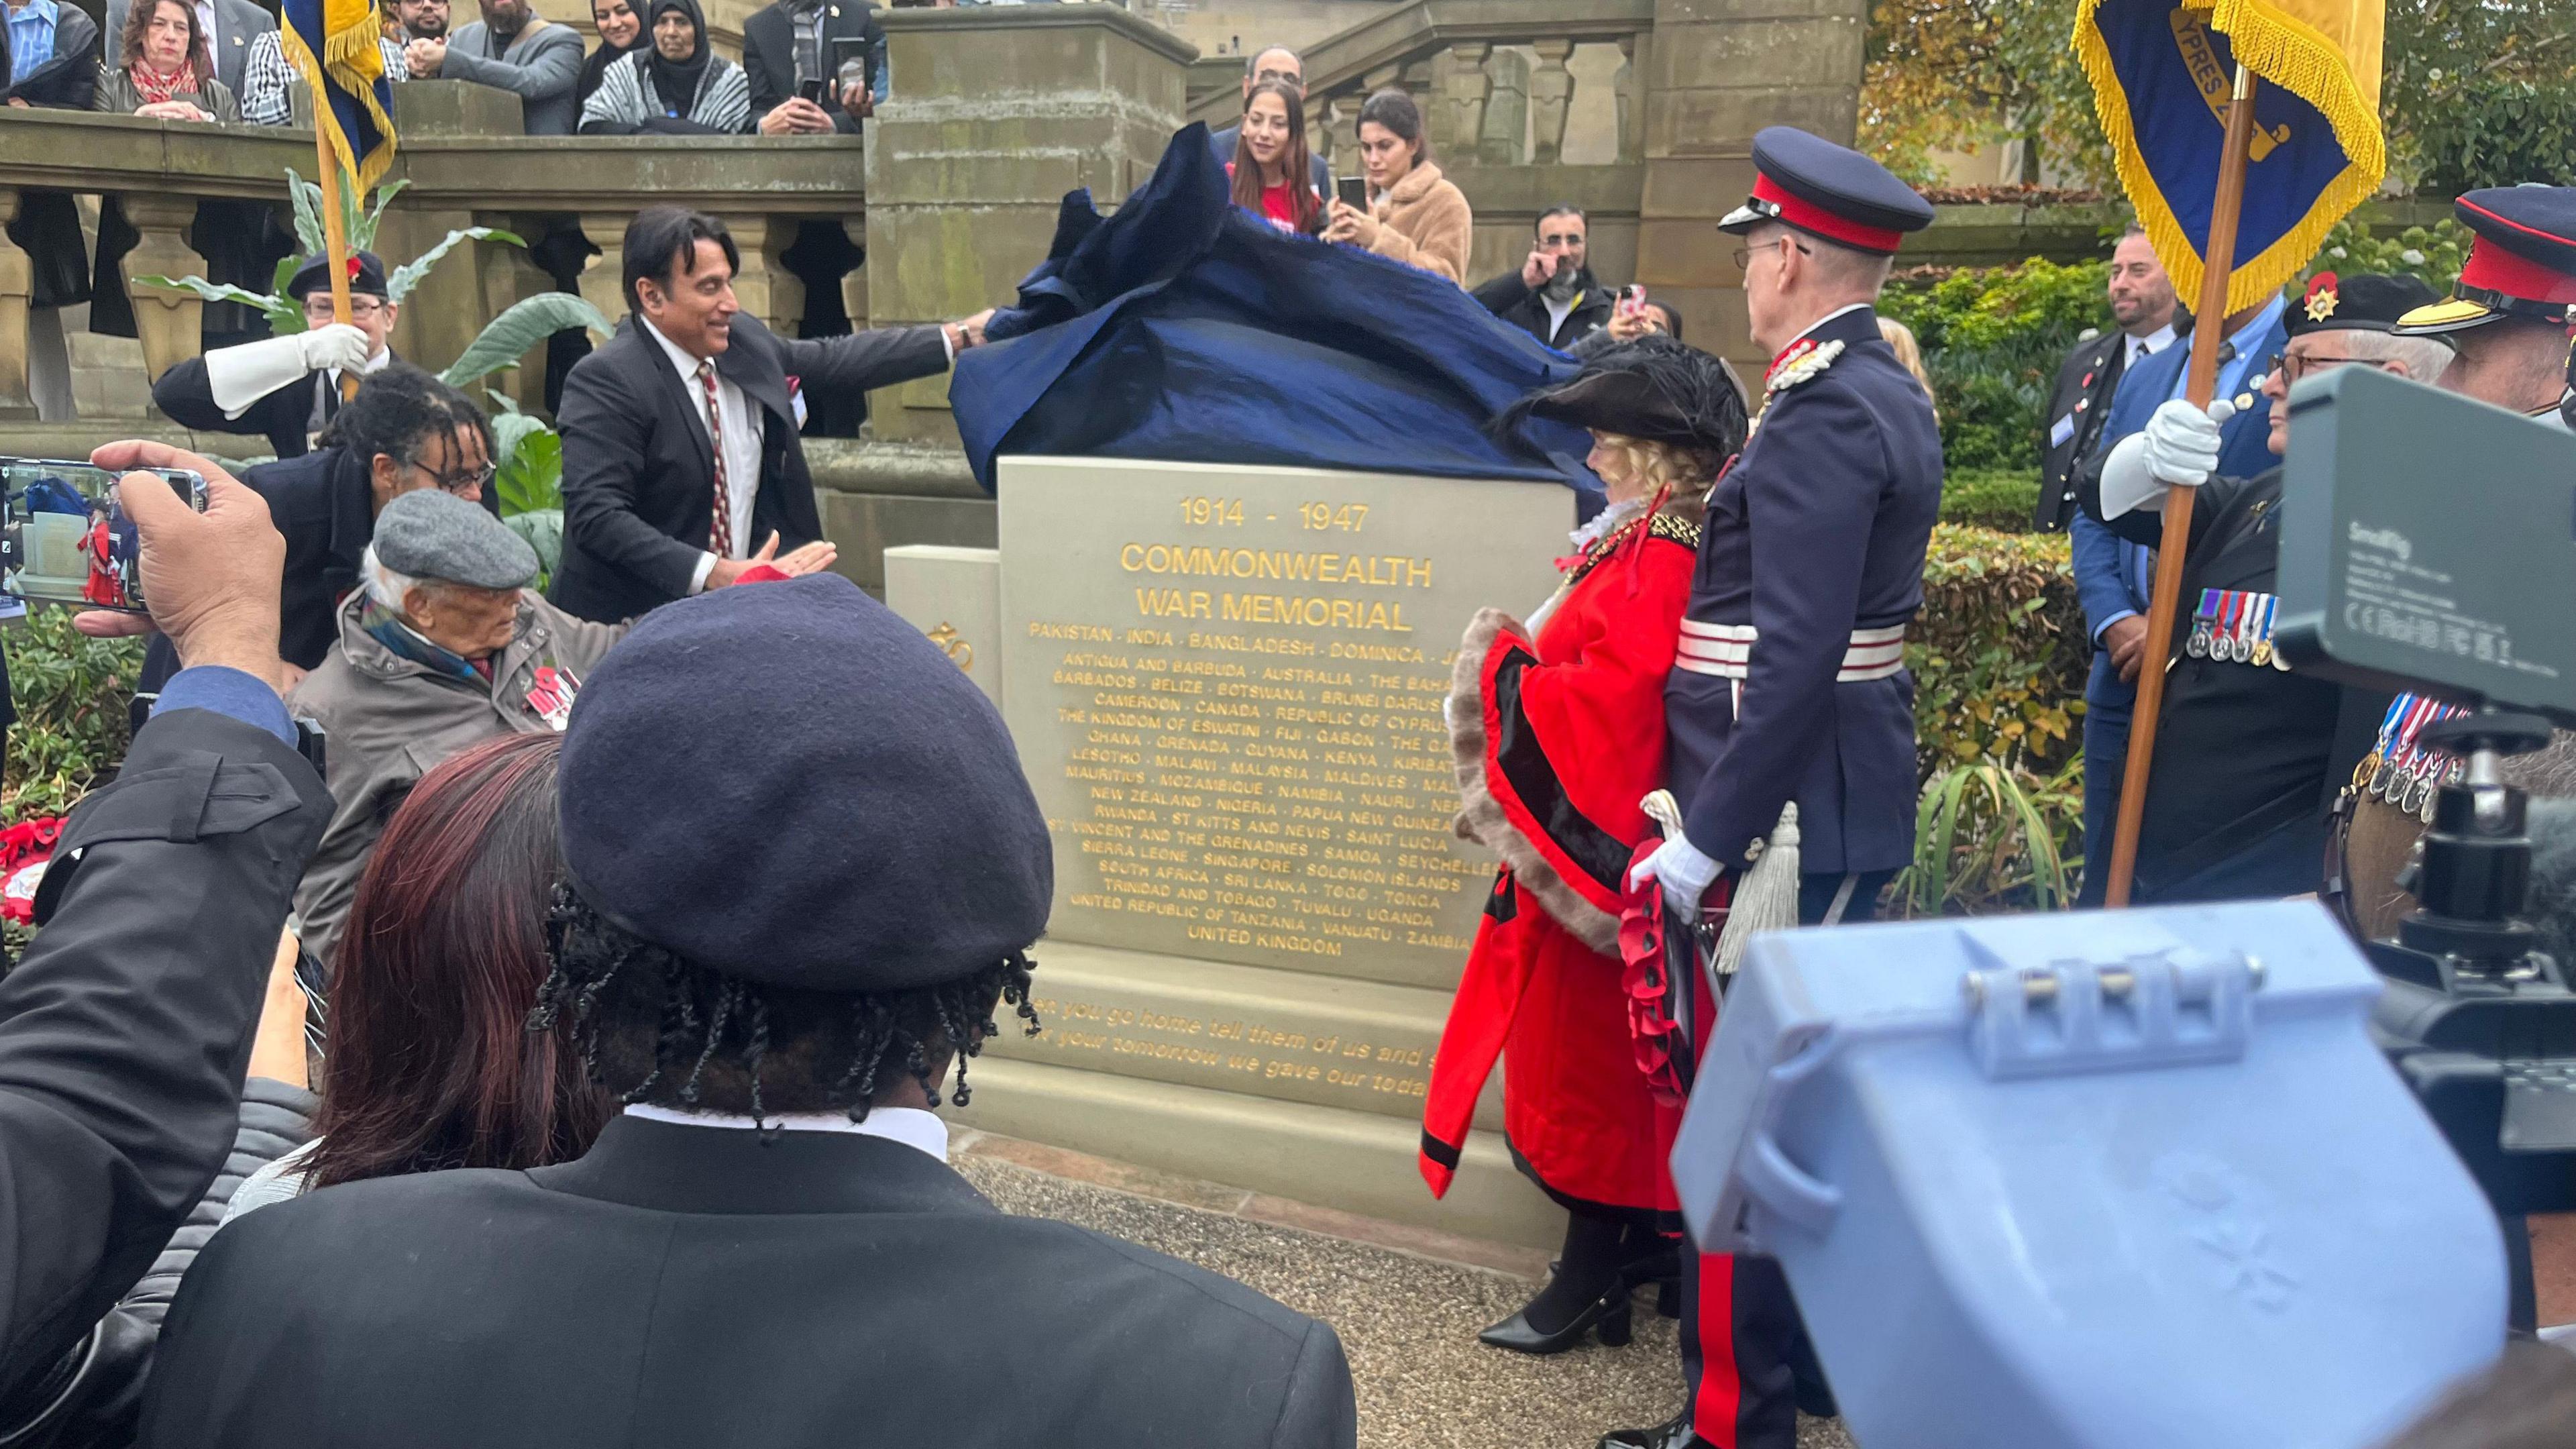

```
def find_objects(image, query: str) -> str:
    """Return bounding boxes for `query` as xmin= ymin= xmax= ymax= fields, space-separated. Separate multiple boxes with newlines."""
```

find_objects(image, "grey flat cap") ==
xmin=374 ymin=488 xmax=540 ymax=590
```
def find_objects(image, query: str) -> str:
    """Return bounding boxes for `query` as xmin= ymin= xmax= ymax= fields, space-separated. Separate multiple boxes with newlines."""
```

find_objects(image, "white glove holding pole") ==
xmin=201 ymin=323 xmax=374 ymax=416
xmin=1627 ymin=830 xmax=1723 ymax=915
xmin=2099 ymin=396 xmax=2235 ymax=519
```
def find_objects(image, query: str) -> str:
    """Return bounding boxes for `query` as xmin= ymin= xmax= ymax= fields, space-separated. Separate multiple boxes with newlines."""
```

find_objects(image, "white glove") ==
xmin=298 ymin=323 xmax=372 ymax=374
xmin=203 ymin=324 xmax=374 ymax=417
xmin=2098 ymin=396 xmax=2236 ymax=519
xmin=1627 ymin=831 xmax=1723 ymax=915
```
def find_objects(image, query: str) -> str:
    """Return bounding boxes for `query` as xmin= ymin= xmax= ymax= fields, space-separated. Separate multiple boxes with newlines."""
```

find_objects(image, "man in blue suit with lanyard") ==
xmin=1616 ymin=125 xmax=1939 ymax=1449
xmin=2071 ymin=277 xmax=2288 ymax=904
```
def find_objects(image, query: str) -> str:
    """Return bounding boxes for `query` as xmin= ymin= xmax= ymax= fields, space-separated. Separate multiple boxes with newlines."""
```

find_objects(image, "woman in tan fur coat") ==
xmin=1322 ymin=89 xmax=1473 ymax=285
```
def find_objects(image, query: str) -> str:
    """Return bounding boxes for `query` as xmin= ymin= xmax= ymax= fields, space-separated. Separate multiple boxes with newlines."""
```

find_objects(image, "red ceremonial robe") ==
xmin=1420 ymin=505 xmax=1699 ymax=1215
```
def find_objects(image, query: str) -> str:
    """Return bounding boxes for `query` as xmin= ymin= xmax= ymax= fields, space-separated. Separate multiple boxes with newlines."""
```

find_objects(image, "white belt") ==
xmin=1674 ymin=621 xmax=1907 ymax=682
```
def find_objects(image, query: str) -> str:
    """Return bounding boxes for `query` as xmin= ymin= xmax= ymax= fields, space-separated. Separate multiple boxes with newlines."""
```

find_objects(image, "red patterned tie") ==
xmin=697 ymin=360 xmax=731 ymax=556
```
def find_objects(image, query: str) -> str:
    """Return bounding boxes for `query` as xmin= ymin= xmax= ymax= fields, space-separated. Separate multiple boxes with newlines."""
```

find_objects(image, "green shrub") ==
xmin=2407 ymin=78 xmax=2576 ymax=193
xmin=1908 ymin=523 xmax=2087 ymax=777
xmin=1881 ymin=257 xmax=2112 ymax=473
xmin=2301 ymin=217 xmax=2469 ymax=297
xmin=4 ymin=608 xmax=142 ymax=823
xmin=1941 ymin=466 xmax=2042 ymax=532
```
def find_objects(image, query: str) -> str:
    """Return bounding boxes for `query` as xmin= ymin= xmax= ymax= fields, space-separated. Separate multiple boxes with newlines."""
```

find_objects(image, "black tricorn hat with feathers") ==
xmin=1498 ymin=336 xmax=1750 ymax=461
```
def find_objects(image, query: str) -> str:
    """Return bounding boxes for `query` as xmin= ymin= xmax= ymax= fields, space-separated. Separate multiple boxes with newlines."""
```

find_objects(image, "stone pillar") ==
xmin=119 ymin=194 xmax=205 ymax=383
xmin=710 ymin=213 xmax=802 ymax=335
xmin=578 ymin=211 xmax=635 ymax=327
xmin=1529 ymin=40 xmax=1576 ymax=167
xmin=1615 ymin=34 xmax=1646 ymax=164
xmin=1438 ymin=43 xmax=1491 ymax=160
xmin=0 ymin=189 xmax=33 ymax=421
xmin=837 ymin=218 xmax=867 ymax=332
xmin=864 ymin=7 xmax=1193 ymax=447
xmin=1637 ymin=0 xmax=1866 ymax=376
xmin=1479 ymin=47 xmax=1528 ymax=167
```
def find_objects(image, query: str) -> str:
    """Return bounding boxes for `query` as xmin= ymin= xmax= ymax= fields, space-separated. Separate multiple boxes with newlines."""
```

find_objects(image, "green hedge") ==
xmin=1880 ymin=257 xmax=2113 ymax=474
xmin=4 ymin=610 xmax=141 ymax=822
xmin=1941 ymin=467 xmax=2043 ymax=532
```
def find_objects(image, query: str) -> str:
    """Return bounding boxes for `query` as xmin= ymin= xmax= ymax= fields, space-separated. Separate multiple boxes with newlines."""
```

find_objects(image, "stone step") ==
xmin=949 ymin=1054 xmax=1565 ymax=1251
xmin=991 ymin=938 xmax=1502 ymax=1132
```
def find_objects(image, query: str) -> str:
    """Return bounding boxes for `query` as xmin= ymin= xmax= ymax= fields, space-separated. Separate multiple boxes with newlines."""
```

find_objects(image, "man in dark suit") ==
xmin=1205 ymin=44 xmax=1330 ymax=197
xmin=745 ymin=0 xmax=880 ymax=135
xmin=1623 ymin=127 xmax=1941 ymax=1449
xmin=1472 ymin=205 xmax=1616 ymax=352
xmin=2071 ymin=277 xmax=2286 ymax=904
xmin=152 ymin=251 xmax=399 ymax=460
xmin=140 ymin=572 xmax=1358 ymax=1449
xmin=2037 ymin=227 xmax=2177 ymax=531
xmin=549 ymin=207 xmax=986 ymax=623
xmin=0 ymin=439 xmax=330 ymax=1424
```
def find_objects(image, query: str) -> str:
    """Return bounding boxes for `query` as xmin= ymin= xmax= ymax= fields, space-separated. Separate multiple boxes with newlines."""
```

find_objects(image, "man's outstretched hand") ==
xmin=74 ymin=442 xmax=286 ymax=693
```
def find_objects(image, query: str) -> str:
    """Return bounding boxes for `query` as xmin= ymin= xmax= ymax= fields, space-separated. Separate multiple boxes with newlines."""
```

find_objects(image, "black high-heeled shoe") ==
xmin=1477 ymin=1282 xmax=1633 ymax=1354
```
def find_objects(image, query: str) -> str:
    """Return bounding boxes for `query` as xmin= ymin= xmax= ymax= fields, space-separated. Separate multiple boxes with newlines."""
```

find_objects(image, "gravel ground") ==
xmin=958 ymin=1155 xmax=1855 ymax=1449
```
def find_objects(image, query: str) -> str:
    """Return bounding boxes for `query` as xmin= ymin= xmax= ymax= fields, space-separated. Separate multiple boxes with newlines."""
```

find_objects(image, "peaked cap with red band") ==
xmin=2394 ymin=185 xmax=2576 ymax=337
xmin=1718 ymin=126 xmax=1933 ymax=257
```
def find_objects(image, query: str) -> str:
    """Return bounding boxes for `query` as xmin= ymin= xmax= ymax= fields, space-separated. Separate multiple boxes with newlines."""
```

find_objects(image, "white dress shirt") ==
xmin=2125 ymin=321 xmax=2177 ymax=368
xmin=639 ymin=317 xmax=765 ymax=592
xmin=621 ymin=1102 xmax=951 ymax=1161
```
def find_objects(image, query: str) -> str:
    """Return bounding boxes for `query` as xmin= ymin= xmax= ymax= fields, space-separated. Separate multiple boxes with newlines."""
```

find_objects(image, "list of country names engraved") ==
xmin=999 ymin=460 xmax=1566 ymax=983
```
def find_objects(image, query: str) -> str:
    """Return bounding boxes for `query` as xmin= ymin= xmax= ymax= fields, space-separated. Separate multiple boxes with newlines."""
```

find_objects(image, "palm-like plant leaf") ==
xmin=494 ymin=428 xmax=563 ymax=518
xmin=439 ymin=293 xmax=613 ymax=390
xmin=286 ymin=168 xmax=327 ymax=256
xmin=386 ymin=226 xmax=525 ymax=306
xmin=133 ymin=275 xmax=302 ymax=334
xmin=504 ymin=507 xmax=563 ymax=587
xmin=354 ymin=178 xmax=411 ymax=252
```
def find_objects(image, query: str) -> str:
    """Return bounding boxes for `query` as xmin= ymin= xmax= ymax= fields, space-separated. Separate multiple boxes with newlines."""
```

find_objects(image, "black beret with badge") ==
xmin=2285 ymin=270 xmax=2440 ymax=338
xmin=284 ymin=249 xmax=390 ymax=301
xmin=1717 ymin=125 xmax=1935 ymax=257
xmin=2394 ymin=185 xmax=2576 ymax=337
xmin=556 ymin=572 xmax=1054 ymax=994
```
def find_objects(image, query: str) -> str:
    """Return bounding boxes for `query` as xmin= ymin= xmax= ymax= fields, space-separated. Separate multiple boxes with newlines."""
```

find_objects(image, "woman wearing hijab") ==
xmin=574 ymin=0 xmax=648 ymax=111
xmin=576 ymin=0 xmax=750 ymax=135
xmin=1420 ymin=337 xmax=1750 ymax=1357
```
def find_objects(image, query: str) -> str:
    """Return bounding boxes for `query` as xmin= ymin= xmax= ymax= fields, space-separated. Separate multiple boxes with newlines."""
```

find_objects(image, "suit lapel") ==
xmin=628 ymin=320 xmax=717 ymax=468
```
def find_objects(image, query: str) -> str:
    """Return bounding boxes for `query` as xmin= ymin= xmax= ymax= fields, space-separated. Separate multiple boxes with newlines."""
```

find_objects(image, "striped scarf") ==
xmin=360 ymin=597 xmax=489 ymax=684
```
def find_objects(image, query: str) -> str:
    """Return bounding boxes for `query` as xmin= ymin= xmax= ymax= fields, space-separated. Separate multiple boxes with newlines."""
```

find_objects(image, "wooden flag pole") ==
xmin=2103 ymin=63 xmax=2260 ymax=908
xmin=311 ymin=127 xmax=362 ymax=404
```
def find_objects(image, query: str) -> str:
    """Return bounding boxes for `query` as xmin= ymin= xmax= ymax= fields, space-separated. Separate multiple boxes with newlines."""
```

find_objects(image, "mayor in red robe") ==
xmin=1421 ymin=337 xmax=1750 ymax=1357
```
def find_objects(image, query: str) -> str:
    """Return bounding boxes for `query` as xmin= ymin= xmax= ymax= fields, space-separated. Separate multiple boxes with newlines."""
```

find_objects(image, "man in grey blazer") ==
xmin=105 ymin=0 xmax=272 ymax=95
xmin=547 ymin=207 xmax=994 ymax=623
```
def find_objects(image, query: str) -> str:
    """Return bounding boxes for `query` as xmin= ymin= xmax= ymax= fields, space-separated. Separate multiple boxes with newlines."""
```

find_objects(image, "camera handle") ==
xmin=2394 ymin=709 xmax=2558 ymax=977
xmin=2365 ymin=706 xmax=2576 ymax=1240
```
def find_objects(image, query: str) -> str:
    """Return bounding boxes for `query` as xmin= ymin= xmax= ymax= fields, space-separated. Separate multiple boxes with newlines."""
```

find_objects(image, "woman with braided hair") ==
xmin=1421 ymin=336 xmax=1748 ymax=1356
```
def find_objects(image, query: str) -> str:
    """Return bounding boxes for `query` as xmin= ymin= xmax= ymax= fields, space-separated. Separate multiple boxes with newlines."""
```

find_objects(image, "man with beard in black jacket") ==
xmin=1472 ymin=207 xmax=1614 ymax=352
xmin=0 ymin=440 xmax=331 ymax=1434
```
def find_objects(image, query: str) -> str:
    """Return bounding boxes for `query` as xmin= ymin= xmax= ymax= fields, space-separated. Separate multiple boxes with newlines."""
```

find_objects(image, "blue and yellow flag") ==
xmin=282 ymin=0 xmax=397 ymax=194
xmin=2074 ymin=0 xmax=2384 ymax=316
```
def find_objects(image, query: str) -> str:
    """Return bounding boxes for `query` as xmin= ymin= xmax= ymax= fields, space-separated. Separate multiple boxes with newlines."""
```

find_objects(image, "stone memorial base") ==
xmin=886 ymin=456 xmax=1579 ymax=1249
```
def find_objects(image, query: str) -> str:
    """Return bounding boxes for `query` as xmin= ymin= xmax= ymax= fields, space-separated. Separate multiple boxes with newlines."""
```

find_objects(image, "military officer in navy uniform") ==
xmin=2082 ymin=272 xmax=2447 ymax=903
xmin=2391 ymin=185 xmax=2576 ymax=429
xmin=1616 ymin=125 xmax=1941 ymax=1449
xmin=151 ymin=252 xmax=399 ymax=460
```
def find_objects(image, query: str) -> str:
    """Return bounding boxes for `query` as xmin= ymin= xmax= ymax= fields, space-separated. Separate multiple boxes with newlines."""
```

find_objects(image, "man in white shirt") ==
xmin=549 ymin=206 xmax=993 ymax=623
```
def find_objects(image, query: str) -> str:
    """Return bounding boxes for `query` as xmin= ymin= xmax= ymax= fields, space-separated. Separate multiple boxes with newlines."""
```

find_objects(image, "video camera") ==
xmin=2275 ymin=364 xmax=2576 ymax=1221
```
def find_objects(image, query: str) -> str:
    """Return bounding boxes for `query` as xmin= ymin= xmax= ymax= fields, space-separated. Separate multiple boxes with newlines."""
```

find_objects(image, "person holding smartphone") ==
xmin=745 ymin=0 xmax=882 ymax=135
xmin=1320 ymin=89 xmax=1471 ymax=286
xmin=1471 ymin=206 xmax=1613 ymax=351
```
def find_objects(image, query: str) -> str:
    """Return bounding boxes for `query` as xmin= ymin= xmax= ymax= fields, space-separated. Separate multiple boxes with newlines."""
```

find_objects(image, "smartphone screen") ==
xmin=1334 ymin=176 xmax=1367 ymax=211
xmin=0 ymin=459 xmax=206 ymax=614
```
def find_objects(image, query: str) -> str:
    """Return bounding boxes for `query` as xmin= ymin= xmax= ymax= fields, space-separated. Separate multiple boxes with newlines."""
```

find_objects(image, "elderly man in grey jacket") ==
xmin=288 ymin=490 xmax=626 ymax=966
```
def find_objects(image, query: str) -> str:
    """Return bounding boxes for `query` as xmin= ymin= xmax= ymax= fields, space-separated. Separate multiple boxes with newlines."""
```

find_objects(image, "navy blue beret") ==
xmin=1720 ymin=126 xmax=1933 ymax=256
xmin=557 ymin=574 xmax=1053 ymax=992
xmin=285 ymin=250 xmax=390 ymax=301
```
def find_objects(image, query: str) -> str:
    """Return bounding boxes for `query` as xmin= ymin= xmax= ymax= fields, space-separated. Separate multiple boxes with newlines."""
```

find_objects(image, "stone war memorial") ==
xmin=890 ymin=457 xmax=1571 ymax=1246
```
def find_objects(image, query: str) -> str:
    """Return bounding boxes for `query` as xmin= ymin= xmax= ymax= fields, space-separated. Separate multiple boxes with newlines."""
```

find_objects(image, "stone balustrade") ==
xmin=0 ymin=99 xmax=867 ymax=421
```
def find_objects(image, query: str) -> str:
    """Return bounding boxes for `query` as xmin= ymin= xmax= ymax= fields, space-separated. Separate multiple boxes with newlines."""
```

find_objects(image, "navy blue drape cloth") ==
xmin=951 ymin=123 xmax=1597 ymax=501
